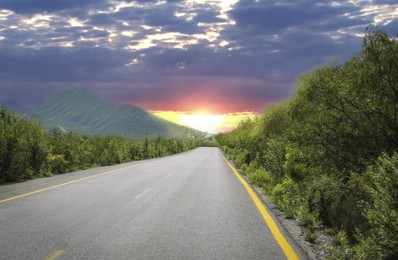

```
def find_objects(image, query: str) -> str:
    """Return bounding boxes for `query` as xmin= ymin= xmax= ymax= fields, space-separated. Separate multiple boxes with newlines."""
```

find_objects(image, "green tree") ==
xmin=354 ymin=153 xmax=398 ymax=259
xmin=216 ymin=27 xmax=398 ymax=255
xmin=0 ymin=108 xmax=48 ymax=182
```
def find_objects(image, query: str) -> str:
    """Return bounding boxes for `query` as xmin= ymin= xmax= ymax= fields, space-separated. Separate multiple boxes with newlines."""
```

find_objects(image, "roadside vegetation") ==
xmin=0 ymin=108 xmax=215 ymax=183
xmin=216 ymin=27 xmax=398 ymax=259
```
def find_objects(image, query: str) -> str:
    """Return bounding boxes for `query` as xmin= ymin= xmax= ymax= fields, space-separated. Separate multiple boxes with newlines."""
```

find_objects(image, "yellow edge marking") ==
xmin=134 ymin=187 xmax=152 ymax=200
xmin=221 ymin=153 xmax=300 ymax=260
xmin=44 ymin=249 xmax=65 ymax=260
xmin=0 ymin=164 xmax=140 ymax=204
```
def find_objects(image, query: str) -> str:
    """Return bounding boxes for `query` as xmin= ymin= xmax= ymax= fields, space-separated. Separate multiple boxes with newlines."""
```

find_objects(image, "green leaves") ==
xmin=355 ymin=153 xmax=398 ymax=259
xmin=0 ymin=108 xmax=49 ymax=182
xmin=0 ymin=107 xmax=211 ymax=183
xmin=216 ymin=27 xmax=398 ymax=256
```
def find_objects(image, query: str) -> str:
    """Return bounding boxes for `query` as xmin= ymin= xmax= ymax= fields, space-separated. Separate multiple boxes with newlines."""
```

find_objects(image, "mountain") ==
xmin=0 ymin=99 xmax=26 ymax=113
xmin=33 ymin=88 xmax=205 ymax=138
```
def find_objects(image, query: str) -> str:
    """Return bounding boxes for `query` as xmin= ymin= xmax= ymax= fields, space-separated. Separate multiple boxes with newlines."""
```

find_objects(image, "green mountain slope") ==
xmin=33 ymin=88 xmax=205 ymax=138
xmin=0 ymin=99 xmax=26 ymax=112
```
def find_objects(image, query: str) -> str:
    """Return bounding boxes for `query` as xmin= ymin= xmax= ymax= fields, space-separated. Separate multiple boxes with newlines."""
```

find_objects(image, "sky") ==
xmin=0 ymin=0 xmax=397 ymax=133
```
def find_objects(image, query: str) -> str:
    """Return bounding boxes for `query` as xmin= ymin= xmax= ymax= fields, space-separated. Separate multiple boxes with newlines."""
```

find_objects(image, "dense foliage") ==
xmin=216 ymin=27 xmax=398 ymax=259
xmin=0 ymin=108 xmax=213 ymax=183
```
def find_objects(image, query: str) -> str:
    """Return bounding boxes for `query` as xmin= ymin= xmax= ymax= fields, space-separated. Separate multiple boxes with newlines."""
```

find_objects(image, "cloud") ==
xmin=229 ymin=0 xmax=362 ymax=35
xmin=384 ymin=19 xmax=398 ymax=35
xmin=0 ymin=47 xmax=131 ymax=82
xmin=0 ymin=0 xmax=397 ymax=114
xmin=0 ymin=0 xmax=108 ymax=14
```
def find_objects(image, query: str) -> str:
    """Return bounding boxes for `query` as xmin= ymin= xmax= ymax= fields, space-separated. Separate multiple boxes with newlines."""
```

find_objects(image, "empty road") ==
xmin=0 ymin=147 xmax=301 ymax=259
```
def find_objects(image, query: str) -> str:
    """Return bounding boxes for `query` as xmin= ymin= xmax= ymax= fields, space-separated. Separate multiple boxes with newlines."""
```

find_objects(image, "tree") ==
xmin=0 ymin=108 xmax=48 ymax=182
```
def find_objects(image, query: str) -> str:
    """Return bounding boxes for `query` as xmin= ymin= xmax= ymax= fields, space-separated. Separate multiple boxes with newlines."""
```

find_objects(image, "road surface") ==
xmin=0 ymin=147 xmax=301 ymax=259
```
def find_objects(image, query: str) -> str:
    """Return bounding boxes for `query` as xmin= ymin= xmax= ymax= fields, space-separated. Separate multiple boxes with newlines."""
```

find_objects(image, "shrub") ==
xmin=47 ymin=154 xmax=68 ymax=174
xmin=327 ymin=231 xmax=355 ymax=260
xmin=0 ymin=109 xmax=48 ymax=182
xmin=354 ymin=153 xmax=398 ymax=259
xmin=271 ymin=177 xmax=303 ymax=218
xmin=248 ymin=168 xmax=274 ymax=194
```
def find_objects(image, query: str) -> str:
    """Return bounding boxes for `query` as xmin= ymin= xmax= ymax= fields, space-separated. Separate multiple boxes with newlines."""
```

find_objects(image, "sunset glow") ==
xmin=1 ymin=0 xmax=396 ymax=129
xmin=153 ymin=111 xmax=257 ymax=133
xmin=181 ymin=114 xmax=224 ymax=133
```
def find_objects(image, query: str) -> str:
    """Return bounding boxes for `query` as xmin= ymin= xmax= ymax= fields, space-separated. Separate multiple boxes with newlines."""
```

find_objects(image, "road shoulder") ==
xmin=248 ymin=180 xmax=331 ymax=260
xmin=222 ymin=153 xmax=331 ymax=260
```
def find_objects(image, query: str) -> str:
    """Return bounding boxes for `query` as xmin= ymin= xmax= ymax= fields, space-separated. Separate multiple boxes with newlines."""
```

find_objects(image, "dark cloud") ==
xmin=0 ymin=0 xmax=397 ymax=113
xmin=217 ymin=0 xmax=389 ymax=93
xmin=193 ymin=9 xmax=226 ymax=23
xmin=0 ymin=0 xmax=107 ymax=14
xmin=229 ymin=0 xmax=362 ymax=35
xmin=0 ymin=47 xmax=130 ymax=82
xmin=78 ymin=29 xmax=110 ymax=39
xmin=371 ymin=0 xmax=398 ymax=3
xmin=89 ymin=13 xmax=116 ymax=26
xmin=140 ymin=47 xmax=202 ymax=70
xmin=113 ymin=6 xmax=203 ymax=35
xmin=101 ymin=75 xmax=279 ymax=113
xmin=383 ymin=20 xmax=398 ymax=36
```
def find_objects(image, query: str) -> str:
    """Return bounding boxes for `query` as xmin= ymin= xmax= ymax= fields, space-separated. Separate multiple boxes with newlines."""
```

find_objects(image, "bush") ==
xmin=0 ymin=107 xmax=208 ymax=183
xmin=354 ymin=153 xmax=398 ymax=259
xmin=328 ymin=231 xmax=355 ymax=260
xmin=263 ymin=137 xmax=286 ymax=183
xmin=216 ymin=27 xmax=398 ymax=256
xmin=47 ymin=154 xmax=68 ymax=174
xmin=234 ymin=149 xmax=251 ymax=168
xmin=271 ymin=177 xmax=303 ymax=218
xmin=248 ymin=168 xmax=273 ymax=194
xmin=0 ymin=109 xmax=48 ymax=182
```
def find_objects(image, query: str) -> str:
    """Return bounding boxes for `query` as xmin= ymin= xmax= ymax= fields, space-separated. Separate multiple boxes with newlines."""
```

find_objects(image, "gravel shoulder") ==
xmin=241 ymin=173 xmax=333 ymax=260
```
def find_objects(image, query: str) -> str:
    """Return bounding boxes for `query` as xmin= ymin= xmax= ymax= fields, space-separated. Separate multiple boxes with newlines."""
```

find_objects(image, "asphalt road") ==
xmin=0 ymin=147 xmax=300 ymax=259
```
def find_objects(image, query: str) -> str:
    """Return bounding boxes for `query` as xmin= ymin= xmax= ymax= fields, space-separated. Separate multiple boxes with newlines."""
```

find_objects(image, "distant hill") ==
xmin=32 ymin=88 xmax=205 ymax=138
xmin=0 ymin=99 xmax=26 ymax=113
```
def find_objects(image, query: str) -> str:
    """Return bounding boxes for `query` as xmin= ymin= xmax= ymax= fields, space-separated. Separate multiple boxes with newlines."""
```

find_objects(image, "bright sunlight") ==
xmin=153 ymin=111 xmax=257 ymax=133
xmin=180 ymin=114 xmax=224 ymax=133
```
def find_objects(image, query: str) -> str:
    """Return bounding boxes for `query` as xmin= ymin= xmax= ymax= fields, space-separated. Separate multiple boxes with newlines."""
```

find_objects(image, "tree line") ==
xmin=216 ymin=27 xmax=398 ymax=259
xmin=0 ymin=108 xmax=215 ymax=183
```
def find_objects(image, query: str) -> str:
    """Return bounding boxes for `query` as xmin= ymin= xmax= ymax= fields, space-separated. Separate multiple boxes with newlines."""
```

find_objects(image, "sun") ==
xmin=152 ymin=110 xmax=257 ymax=133
xmin=180 ymin=113 xmax=224 ymax=134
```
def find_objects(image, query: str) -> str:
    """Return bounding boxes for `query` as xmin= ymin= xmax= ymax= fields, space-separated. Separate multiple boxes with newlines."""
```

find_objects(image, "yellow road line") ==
xmin=44 ymin=249 xmax=65 ymax=260
xmin=167 ymin=171 xmax=175 ymax=177
xmin=221 ymin=153 xmax=299 ymax=260
xmin=134 ymin=187 xmax=152 ymax=200
xmin=0 ymin=164 xmax=140 ymax=204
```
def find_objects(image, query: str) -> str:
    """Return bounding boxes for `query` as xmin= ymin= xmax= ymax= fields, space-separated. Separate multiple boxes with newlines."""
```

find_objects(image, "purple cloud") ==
xmin=0 ymin=0 xmax=397 ymax=113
